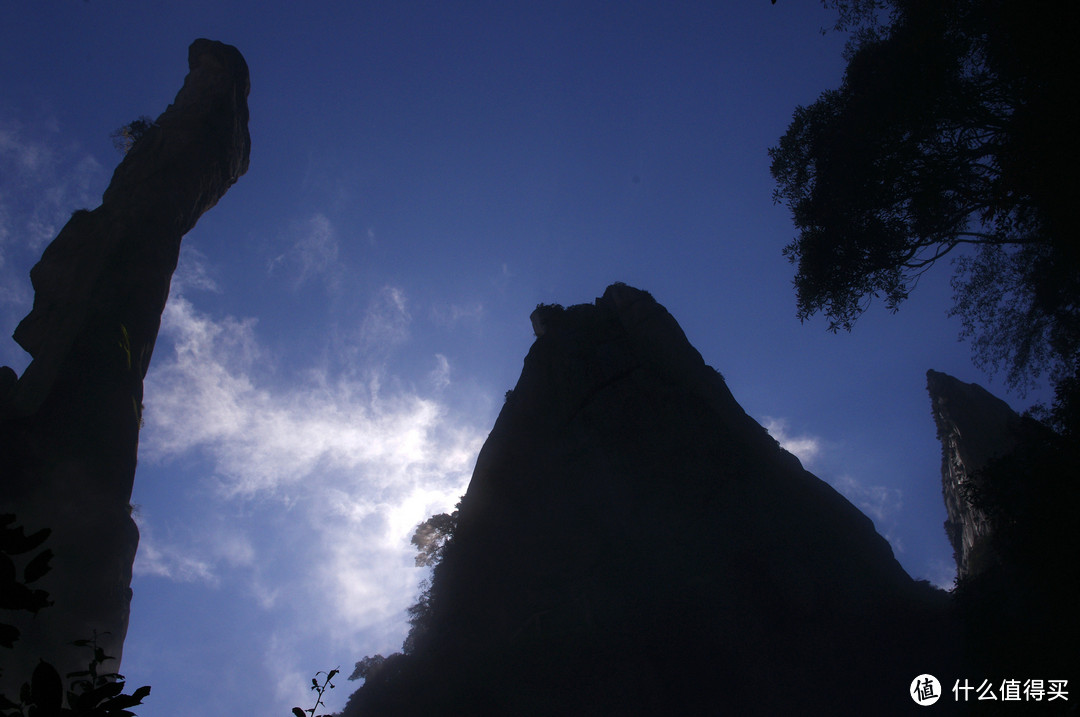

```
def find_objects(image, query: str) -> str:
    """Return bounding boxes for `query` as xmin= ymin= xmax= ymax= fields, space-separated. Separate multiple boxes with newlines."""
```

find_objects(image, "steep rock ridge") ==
xmin=346 ymin=284 xmax=958 ymax=716
xmin=926 ymin=369 xmax=1024 ymax=580
xmin=0 ymin=39 xmax=249 ymax=695
xmin=927 ymin=370 xmax=1079 ymax=688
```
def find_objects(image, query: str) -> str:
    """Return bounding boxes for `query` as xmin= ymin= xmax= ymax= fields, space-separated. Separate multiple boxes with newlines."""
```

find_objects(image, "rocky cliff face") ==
xmin=345 ymin=284 xmax=958 ymax=716
xmin=926 ymin=370 xmax=1025 ymax=580
xmin=0 ymin=39 xmax=249 ymax=695
xmin=927 ymin=369 xmax=1079 ymax=687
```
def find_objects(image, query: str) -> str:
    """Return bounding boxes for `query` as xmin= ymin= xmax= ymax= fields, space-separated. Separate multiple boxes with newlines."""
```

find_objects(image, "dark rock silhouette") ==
xmin=927 ymin=370 xmax=1079 ymax=696
xmin=0 ymin=39 xmax=249 ymax=695
xmin=345 ymin=284 xmax=959 ymax=716
xmin=926 ymin=370 xmax=1025 ymax=581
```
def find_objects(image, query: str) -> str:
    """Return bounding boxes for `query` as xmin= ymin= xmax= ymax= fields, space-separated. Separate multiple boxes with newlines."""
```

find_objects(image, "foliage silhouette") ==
xmin=1 ymin=514 xmax=53 ymax=650
xmin=109 ymin=117 xmax=156 ymax=155
xmin=771 ymin=0 xmax=1080 ymax=394
xmin=343 ymin=501 xmax=465 ymax=705
xmin=409 ymin=504 xmax=459 ymax=568
xmin=347 ymin=656 xmax=385 ymax=683
xmin=951 ymin=418 xmax=1080 ymax=682
xmin=0 ymin=517 xmax=150 ymax=716
xmin=291 ymin=668 xmax=338 ymax=717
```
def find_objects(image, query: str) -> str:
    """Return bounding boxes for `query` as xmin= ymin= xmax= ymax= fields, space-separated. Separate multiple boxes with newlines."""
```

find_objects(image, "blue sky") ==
xmin=0 ymin=3 xmax=1050 ymax=715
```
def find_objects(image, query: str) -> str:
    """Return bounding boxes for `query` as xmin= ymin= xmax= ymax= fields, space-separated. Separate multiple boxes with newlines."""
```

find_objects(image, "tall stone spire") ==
xmin=925 ymin=369 xmax=1023 ymax=580
xmin=1 ymin=39 xmax=250 ymax=696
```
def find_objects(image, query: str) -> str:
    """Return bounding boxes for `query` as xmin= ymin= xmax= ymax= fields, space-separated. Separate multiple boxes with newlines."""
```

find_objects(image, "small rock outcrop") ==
xmin=344 ymin=284 xmax=958 ymax=716
xmin=0 ymin=39 xmax=249 ymax=695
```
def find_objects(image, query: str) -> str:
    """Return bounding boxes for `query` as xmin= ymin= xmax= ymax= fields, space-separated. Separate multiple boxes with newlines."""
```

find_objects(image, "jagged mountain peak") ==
xmin=926 ymin=369 xmax=1025 ymax=580
xmin=345 ymin=284 xmax=957 ymax=716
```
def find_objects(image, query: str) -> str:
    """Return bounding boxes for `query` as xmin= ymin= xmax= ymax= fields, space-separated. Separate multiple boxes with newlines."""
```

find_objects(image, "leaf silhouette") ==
xmin=30 ymin=660 xmax=63 ymax=712
xmin=23 ymin=548 xmax=53 ymax=584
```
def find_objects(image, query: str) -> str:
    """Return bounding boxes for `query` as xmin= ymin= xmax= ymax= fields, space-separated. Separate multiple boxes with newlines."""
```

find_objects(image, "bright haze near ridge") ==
xmin=0 ymin=3 xmax=1045 ymax=715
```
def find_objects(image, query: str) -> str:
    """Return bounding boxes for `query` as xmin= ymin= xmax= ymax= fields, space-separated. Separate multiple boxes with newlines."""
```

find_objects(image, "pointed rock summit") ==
xmin=926 ymin=370 xmax=1026 ymax=580
xmin=11 ymin=38 xmax=250 ymax=415
xmin=345 ymin=284 xmax=957 ymax=716
xmin=1 ymin=39 xmax=249 ymax=695
xmin=926 ymin=370 xmax=1079 ymax=684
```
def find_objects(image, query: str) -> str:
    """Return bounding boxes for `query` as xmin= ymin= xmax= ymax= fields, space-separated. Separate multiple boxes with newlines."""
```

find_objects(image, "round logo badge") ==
xmin=911 ymin=674 xmax=942 ymax=706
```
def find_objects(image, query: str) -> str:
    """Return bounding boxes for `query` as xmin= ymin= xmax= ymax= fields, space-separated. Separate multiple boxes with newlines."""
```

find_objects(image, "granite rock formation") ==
xmin=0 ymin=39 xmax=249 ymax=695
xmin=344 ymin=284 xmax=959 ymax=716
xmin=927 ymin=369 xmax=1079 ymax=691
xmin=926 ymin=370 xmax=1025 ymax=580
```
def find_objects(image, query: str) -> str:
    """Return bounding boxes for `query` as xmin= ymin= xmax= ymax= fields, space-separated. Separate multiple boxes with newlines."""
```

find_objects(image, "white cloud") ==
xmin=265 ymin=633 xmax=314 ymax=710
xmin=268 ymin=213 xmax=340 ymax=291
xmin=492 ymin=262 xmax=512 ymax=292
xmin=171 ymin=245 xmax=221 ymax=294
xmin=429 ymin=353 xmax=450 ymax=391
xmin=430 ymin=301 xmax=485 ymax=330
xmin=295 ymin=214 xmax=339 ymax=285
xmin=145 ymin=292 xmax=449 ymax=498
xmin=762 ymin=417 xmax=821 ymax=466
xmin=139 ymin=282 xmax=484 ymax=673
xmin=358 ymin=285 xmax=411 ymax=355
xmin=131 ymin=508 xmax=256 ymax=587
xmin=0 ymin=123 xmax=53 ymax=174
xmin=211 ymin=527 xmax=256 ymax=568
xmin=829 ymin=473 xmax=903 ymax=525
xmin=143 ymin=295 xmax=263 ymax=462
xmin=761 ymin=417 xmax=905 ymax=554
xmin=0 ymin=117 xmax=106 ymax=368
xmin=824 ymin=472 xmax=905 ymax=556
xmin=133 ymin=516 xmax=217 ymax=585
xmin=0 ymin=120 xmax=104 ymax=252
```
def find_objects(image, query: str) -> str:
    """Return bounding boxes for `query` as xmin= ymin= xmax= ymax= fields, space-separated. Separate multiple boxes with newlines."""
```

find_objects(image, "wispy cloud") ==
xmin=0 ymin=119 xmax=104 ymax=252
xmin=138 ymin=267 xmax=485 ymax=691
xmin=0 ymin=116 xmax=106 ymax=369
xmin=829 ymin=473 xmax=903 ymax=526
xmin=430 ymin=301 xmax=484 ymax=331
xmin=295 ymin=214 xmax=339 ymax=286
xmin=0 ymin=122 xmax=54 ymax=174
xmin=762 ymin=416 xmax=905 ymax=552
xmin=358 ymin=285 xmax=411 ymax=356
xmin=763 ymin=416 xmax=821 ymax=466
xmin=268 ymin=213 xmax=341 ymax=291
xmin=145 ymin=291 xmax=463 ymax=499
xmin=133 ymin=515 xmax=218 ymax=585
xmin=171 ymin=244 xmax=222 ymax=294
xmin=429 ymin=353 xmax=451 ymax=391
xmin=492 ymin=262 xmax=512 ymax=292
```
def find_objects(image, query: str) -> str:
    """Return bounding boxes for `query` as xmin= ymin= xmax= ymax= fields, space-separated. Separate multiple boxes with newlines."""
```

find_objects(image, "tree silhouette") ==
xmin=771 ymin=0 xmax=1079 ymax=394
xmin=410 ymin=504 xmax=459 ymax=568
xmin=109 ymin=116 xmax=156 ymax=155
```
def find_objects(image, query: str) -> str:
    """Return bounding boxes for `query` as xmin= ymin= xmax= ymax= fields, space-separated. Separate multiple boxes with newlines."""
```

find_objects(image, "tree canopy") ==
xmin=410 ymin=506 xmax=458 ymax=568
xmin=771 ymin=0 xmax=1079 ymax=394
xmin=109 ymin=116 xmax=156 ymax=155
